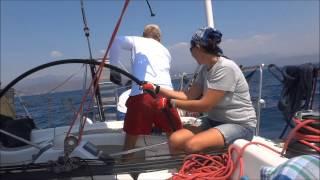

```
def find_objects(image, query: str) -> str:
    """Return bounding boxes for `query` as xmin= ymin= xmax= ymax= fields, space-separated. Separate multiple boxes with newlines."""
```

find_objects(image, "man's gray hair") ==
xmin=143 ymin=24 xmax=161 ymax=42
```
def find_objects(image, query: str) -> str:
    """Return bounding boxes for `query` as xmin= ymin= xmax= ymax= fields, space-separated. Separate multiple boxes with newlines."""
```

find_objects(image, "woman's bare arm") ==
xmin=159 ymin=83 xmax=203 ymax=100
xmin=173 ymin=88 xmax=225 ymax=112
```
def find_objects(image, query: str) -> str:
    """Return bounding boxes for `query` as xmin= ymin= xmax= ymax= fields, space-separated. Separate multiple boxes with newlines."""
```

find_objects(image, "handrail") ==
xmin=255 ymin=64 xmax=265 ymax=136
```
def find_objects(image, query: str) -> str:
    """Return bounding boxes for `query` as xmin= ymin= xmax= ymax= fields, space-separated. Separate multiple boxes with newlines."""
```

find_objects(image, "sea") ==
xmin=14 ymin=68 xmax=319 ymax=140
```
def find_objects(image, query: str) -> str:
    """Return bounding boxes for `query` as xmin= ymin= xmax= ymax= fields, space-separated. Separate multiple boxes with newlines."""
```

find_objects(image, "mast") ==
xmin=204 ymin=0 xmax=263 ymax=136
xmin=204 ymin=0 xmax=215 ymax=28
xmin=188 ymin=0 xmax=215 ymax=90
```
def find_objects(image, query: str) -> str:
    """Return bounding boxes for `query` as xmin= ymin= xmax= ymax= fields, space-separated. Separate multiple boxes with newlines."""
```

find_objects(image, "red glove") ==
xmin=141 ymin=82 xmax=160 ymax=95
xmin=152 ymin=97 xmax=170 ymax=110
xmin=141 ymin=82 xmax=155 ymax=91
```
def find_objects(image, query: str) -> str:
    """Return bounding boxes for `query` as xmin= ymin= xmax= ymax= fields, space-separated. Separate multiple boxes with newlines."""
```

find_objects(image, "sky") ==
xmin=1 ymin=0 xmax=319 ymax=87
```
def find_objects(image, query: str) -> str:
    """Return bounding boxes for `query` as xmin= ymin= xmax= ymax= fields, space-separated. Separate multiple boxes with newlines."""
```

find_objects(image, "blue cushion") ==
xmin=260 ymin=155 xmax=320 ymax=180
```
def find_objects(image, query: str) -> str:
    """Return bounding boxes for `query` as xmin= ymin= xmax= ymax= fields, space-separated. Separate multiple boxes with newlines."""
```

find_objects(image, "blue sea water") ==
xmin=14 ymin=69 xmax=319 ymax=139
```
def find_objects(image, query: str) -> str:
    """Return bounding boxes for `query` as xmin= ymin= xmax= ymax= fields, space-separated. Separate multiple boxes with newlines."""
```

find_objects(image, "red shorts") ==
xmin=123 ymin=93 xmax=182 ymax=135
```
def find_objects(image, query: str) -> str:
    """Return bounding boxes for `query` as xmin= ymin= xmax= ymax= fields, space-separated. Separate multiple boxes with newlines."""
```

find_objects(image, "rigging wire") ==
xmin=16 ymin=93 xmax=32 ymax=118
xmin=145 ymin=0 xmax=156 ymax=17
xmin=80 ymin=0 xmax=105 ymax=122
xmin=45 ymin=71 xmax=79 ymax=94
xmin=73 ymin=0 xmax=131 ymax=144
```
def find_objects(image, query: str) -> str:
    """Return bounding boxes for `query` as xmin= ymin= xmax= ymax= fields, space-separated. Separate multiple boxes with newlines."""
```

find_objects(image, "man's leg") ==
xmin=121 ymin=133 xmax=139 ymax=162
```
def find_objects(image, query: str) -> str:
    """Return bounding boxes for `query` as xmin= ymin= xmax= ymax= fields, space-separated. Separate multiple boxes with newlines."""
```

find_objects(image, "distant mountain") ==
xmin=236 ymin=54 xmax=319 ymax=67
xmin=168 ymin=42 xmax=319 ymax=75
xmin=11 ymin=53 xmax=319 ymax=95
xmin=169 ymin=42 xmax=199 ymax=75
xmin=15 ymin=74 xmax=84 ymax=96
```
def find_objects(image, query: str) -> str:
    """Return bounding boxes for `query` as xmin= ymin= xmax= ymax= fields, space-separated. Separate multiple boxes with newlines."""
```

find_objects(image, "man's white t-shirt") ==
xmin=109 ymin=36 xmax=174 ymax=96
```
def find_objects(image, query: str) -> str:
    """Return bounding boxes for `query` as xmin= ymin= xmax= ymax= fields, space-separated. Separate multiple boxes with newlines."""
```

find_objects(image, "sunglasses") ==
xmin=190 ymin=41 xmax=197 ymax=52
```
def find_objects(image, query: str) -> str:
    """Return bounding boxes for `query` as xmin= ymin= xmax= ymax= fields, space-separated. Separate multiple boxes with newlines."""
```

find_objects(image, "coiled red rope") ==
xmin=281 ymin=117 xmax=320 ymax=155
xmin=172 ymin=145 xmax=239 ymax=180
xmin=172 ymin=153 xmax=232 ymax=180
xmin=173 ymin=115 xmax=319 ymax=180
xmin=172 ymin=141 xmax=284 ymax=180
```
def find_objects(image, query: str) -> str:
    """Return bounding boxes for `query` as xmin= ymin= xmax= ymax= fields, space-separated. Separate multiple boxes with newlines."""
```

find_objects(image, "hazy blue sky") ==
xmin=1 ymin=0 xmax=319 ymax=86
